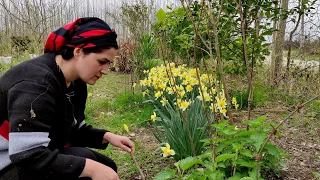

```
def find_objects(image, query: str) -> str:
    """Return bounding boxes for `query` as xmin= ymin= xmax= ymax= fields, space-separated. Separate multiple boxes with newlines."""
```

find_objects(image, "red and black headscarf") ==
xmin=44 ymin=17 xmax=118 ymax=53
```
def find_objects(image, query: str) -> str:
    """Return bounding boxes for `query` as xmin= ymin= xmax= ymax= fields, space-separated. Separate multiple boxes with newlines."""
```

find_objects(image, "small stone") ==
xmin=129 ymin=133 xmax=136 ymax=137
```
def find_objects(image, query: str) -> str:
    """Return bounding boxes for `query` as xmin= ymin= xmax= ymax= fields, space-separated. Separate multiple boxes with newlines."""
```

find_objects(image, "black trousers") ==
xmin=0 ymin=147 xmax=117 ymax=180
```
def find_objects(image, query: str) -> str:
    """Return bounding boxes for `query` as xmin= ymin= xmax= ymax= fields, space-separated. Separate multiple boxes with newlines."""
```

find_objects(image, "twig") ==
xmin=130 ymin=152 xmax=146 ymax=180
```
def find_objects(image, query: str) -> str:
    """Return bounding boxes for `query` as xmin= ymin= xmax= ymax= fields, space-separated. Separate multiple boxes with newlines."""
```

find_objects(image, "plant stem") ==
xmin=208 ymin=0 xmax=233 ymax=121
xmin=238 ymin=0 xmax=253 ymax=121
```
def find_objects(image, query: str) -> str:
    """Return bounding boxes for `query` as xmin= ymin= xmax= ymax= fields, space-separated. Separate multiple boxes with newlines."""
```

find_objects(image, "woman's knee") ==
xmin=89 ymin=150 xmax=117 ymax=172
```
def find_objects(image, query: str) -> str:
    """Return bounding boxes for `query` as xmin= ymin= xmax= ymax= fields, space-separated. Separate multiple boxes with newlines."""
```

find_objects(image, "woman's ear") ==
xmin=73 ymin=48 xmax=82 ymax=59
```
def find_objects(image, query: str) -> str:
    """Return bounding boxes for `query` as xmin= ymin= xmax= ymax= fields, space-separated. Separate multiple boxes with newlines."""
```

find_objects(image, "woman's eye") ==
xmin=98 ymin=61 xmax=107 ymax=65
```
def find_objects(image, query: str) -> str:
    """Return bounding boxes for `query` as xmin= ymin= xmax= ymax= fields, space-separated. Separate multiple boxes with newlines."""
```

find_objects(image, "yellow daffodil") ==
xmin=210 ymin=88 xmax=216 ymax=95
xmin=173 ymin=69 xmax=180 ymax=77
xmin=176 ymin=98 xmax=182 ymax=105
xmin=132 ymin=83 xmax=136 ymax=88
xmin=178 ymin=90 xmax=185 ymax=97
xmin=232 ymin=97 xmax=237 ymax=104
xmin=180 ymin=100 xmax=190 ymax=111
xmin=203 ymin=92 xmax=211 ymax=101
xmin=182 ymin=80 xmax=188 ymax=85
xmin=169 ymin=78 xmax=174 ymax=85
xmin=197 ymin=92 xmax=211 ymax=102
xmin=161 ymin=143 xmax=176 ymax=157
xmin=218 ymin=99 xmax=226 ymax=108
xmin=234 ymin=126 xmax=239 ymax=130
xmin=185 ymin=74 xmax=192 ymax=82
xmin=142 ymin=91 xmax=147 ymax=97
xmin=167 ymin=87 xmax=174 ymax=95
xmin=235 ymin=103 xmax=239 ymax=110
xmin=190 ymin=78 xmax=198 ymax=86
xmin=186 ymin=85 xmax=193 ymax=92
xmin=151 ymin=112 xmax=157 ymax=122
xmin=159 ymin=83 xmax=167 ymax=90
xmin=160 ymin=97 xmax=168 ymax=106
xmin=154 ymin=91 xmax=163 ymax=99
xmin=200 ymin=74 xmax=209 ymax=82
xmin=123 ymin=124 xmax=129 ymax=132
xmin=220 ymin=108 xmax=227 ymax=117
xmin=143 ymin=70 xmax=149 ymax=74
xmin=189 ymin=68 xmax=197 ymax=76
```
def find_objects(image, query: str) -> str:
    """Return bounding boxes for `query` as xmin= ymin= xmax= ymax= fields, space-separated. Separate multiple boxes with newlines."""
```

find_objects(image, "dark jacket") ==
xmin=0 ymin=53 xmax=108 ymax=179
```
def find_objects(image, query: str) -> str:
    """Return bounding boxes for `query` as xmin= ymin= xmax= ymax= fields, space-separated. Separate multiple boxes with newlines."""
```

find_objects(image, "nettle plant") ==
xmin=154 ymin=116 xmax=286 ymax=180
xmin=140 ymin=63 xmax=236 ymax=161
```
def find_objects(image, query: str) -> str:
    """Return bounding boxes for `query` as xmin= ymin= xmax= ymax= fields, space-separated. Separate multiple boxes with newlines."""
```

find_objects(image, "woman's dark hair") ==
xmin=58 ymin=44 xmax=118 ymax=60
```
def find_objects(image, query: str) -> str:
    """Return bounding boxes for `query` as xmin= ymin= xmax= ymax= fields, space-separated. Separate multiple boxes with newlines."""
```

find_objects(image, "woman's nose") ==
xmin=101 ymin=64 xmax=109 ymax=75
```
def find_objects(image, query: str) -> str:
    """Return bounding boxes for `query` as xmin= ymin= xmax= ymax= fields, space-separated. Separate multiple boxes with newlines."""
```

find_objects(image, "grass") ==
xmin=85 ymin=71 xmax=175 ymax=179
xmin=284 ymin=49 xmax=320 ymax=62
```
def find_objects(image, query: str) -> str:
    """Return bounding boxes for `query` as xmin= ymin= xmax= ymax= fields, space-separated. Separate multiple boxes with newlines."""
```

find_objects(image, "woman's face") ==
xmin=75 ymin=47 xmax=117 ymax=85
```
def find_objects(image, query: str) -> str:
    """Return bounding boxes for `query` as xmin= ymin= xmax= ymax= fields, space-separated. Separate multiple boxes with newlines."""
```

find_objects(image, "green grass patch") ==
xmin=230 ymin=85 xmax=271 ymax=109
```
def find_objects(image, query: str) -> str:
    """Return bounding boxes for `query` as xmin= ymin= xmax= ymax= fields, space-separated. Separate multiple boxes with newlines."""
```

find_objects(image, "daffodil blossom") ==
xmin=123 ymin=124 xmax=129 ymax=132
xmin=232 ymin=97 xmax=237 ymax=104
xmin=161 ymin=143 xmax=176 ymax=157
xmin=180 ymin=100 xmax=190 ymax=111
xmin=154 ymin=91 xmax=162 ymax=99
xmin=186 ymin=85 xmax=193 ymax=92
xmin=160 ymin=97 xmax=168 ymax=106
xmin=151 ymin=112 xmax=157 ymax=122
xmin=220 ymin=108 xmax=227 ymax=117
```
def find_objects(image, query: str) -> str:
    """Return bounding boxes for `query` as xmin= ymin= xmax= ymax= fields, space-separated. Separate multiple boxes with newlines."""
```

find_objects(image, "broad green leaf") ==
xmin=222 ymin=129 xmax=238 ymax=135
xmin=178 ymin=157 xmax=201 ymax=171
xmin=215 ymin=154 xmax=236 ymax=163
xmin=249 ymin=168 xmax=263 ymax=180
xmin=241 ymin=149 xmax=254 ymax=158
xmin=228 ymin=173 xmax=242 ymax=180
xmin=250 ymin=133 xmax=267 ymax=151
xmin=209 ymin=170 xmax=225 ymax=180
xmin=265 ymin=143 xmax=281 ymax=158
xmin=156 ymin=8 xmax=166 ymax=23
xmin=236 ymin=159 xmax=255 ymax=168
xmin=154 ymin=169 xmax=175 ymax=180
xmin=240 ymin=177 xmax=254 ymax=180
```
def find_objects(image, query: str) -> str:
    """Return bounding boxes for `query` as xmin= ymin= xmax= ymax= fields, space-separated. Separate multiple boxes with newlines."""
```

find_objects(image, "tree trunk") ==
xmin=300 ymin=7 xmax=305 ymax=50
xmin=270 ymin=2 xmax=279 ymax=85
xmin=286 ymin=0 xmax=303 ymax=81
xmin=272 ymin=0 xmax=289 ymax=87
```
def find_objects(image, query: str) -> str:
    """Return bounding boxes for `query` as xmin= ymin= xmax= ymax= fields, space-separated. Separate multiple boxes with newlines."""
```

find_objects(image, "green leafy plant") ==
xmin=154 ymin=116 xmax=287 ymax=180
xmin=133 ymin=34 xmax=159 ymax=78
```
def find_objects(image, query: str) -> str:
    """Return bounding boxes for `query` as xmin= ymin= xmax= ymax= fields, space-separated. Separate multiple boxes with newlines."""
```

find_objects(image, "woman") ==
xmin=0 ymin=17 xmax=134 ymax=180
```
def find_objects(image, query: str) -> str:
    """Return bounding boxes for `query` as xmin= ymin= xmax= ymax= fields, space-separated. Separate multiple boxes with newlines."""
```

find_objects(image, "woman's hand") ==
xmin=103 ymin=132 xmax=134 ymax=153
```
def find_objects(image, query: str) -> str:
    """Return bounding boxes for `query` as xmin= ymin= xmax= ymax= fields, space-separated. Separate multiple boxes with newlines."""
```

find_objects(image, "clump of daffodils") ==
xmin=141 ymin=63 xmax=230 ymax=118
xmin=161 ymin=143 xmax=176 ymax=157
xmin=232 ymin=97 xmax=239 ymax=110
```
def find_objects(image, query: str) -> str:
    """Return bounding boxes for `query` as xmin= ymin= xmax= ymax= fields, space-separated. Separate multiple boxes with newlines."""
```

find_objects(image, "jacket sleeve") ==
xmin=68 ymin=79 xmax=109 ymax=149
xmin=8 ymin=81 xmax=85 ymax=179
xmin=69 ymin=122 xmax=109 ymax=149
